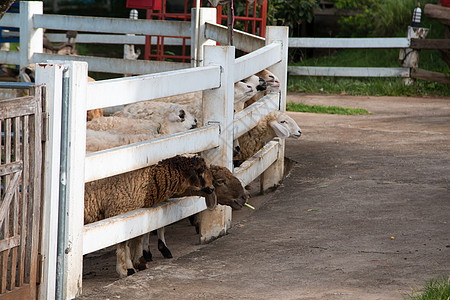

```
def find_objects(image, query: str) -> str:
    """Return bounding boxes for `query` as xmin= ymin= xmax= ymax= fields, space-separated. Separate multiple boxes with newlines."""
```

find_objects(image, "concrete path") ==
xmin=78 ymin=94 xmax=449 ymax=300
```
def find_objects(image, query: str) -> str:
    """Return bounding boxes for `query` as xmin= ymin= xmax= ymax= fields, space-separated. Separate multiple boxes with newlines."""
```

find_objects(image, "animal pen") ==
xmin=0 ymin=1 xmax=287 ymax=299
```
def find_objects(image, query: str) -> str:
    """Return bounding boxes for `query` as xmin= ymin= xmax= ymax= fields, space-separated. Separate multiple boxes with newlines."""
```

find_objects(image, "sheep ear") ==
xmin=205 ymin=192 xmax=217 ymax=211
xmin=269 ymin=121 xmax=290 ymax=138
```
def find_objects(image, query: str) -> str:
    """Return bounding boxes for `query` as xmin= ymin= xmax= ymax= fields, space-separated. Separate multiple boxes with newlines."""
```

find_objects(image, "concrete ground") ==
xmin=77 ymin=93 xmax=449 ymax=300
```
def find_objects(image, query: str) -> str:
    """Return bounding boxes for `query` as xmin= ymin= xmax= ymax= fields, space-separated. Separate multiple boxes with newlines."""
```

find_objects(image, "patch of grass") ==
xmin=407 ymin=275 xmax=450 ymax=300
xmin=286 ymin=102 xmax=369 ymax=115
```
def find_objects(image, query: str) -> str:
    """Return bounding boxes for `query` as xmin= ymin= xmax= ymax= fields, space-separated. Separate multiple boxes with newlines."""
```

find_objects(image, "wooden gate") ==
xmin=0 ymin=84 xmax=43 ymax=300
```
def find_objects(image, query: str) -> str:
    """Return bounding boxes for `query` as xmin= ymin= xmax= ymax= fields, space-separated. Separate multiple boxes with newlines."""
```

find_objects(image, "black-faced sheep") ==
xmin=234 ymin=111 xmax=302 ymax=165
xmin=83 ymin=155 xmax=215 ymax=277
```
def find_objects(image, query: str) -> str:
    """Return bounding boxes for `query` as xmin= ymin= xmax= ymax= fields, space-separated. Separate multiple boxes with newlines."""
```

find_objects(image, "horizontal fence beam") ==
xmin=35 ymin=53 xmax=189 ymax=76
xmin=233 ymin=93 xmax=279 ymax=139
xmin=84 ymin=125 xmax=220 ymax=183
xmin=234 ymin=43 xmax=282 ymax=82
xmin=288 ymin=66 xmax=410 ymax=78
xmin=410 ymin=38 xmax=450 ymax=50
xmin=34 ymin=14 xmax=191 ymax=37
xmin=83 ymin=196 xmax=206 ymax=255
xmin=288 ymin=37 xmax=410 ymax=48
xmin=85 ymin=65 xmax=221 ymax=110
xmin=204 ymin=22 xmax=265 ymax=53
xmin=411 ymin=68 xmax=450 ymax=85
xmin=0 ymin=13 xmax=18 ymax=27
xmin=45 ymin=33 xmax=190 ymax=46
xmin=0 ymin=50 xmax=20 ymax=65
xmin=234 ymin=140 xmax=279 ymax=187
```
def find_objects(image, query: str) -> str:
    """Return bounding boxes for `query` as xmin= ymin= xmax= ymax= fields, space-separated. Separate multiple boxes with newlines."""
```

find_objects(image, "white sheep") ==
xmin=244 ymin=69 xmax=280 ymax=108
xmin=234 ymin=111 xmax=302 ymax=164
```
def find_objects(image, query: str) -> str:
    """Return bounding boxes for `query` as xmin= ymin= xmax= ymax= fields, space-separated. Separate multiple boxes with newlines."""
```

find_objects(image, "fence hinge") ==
xmin=206 ymin=121 xmax=221 ymax=134
xmin=42 ymin=112 xmax=49 ymax=142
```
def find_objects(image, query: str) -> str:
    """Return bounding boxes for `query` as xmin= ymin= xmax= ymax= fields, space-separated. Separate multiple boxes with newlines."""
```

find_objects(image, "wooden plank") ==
xmin=0 ymin=161 xmax=23 ymax=177
xmin=0 ymin=97 xmax=36 ymax=119
xmin=0 ymin=50 xmax=20 ymax=66
xmin=0 ymin=12 xmax=19 ymax=27
xmin=0 ymin=236 xmax=20 ymax=253
xmin=37 ymin=53 xmax=190 ymax=76
xmin=410 ymin=38 xmax=450 ymax=50
xmin=234 ymin=43 xmax=282 ymax=82
xmin=83 ymin=196 xmax=207 ymax=255
xmin=233 ymin=93 xmax=279 ymax=139
xmin=204 ymin=22 xmax=265 ymax=53
xmin=288 ymin=66 xmax=410 ymax=78
xmin=234 ymin=140 xmax=280 ymax=187
xmin=34 ymin=14 xmax=191 ymax=37
xmin=46 ymin=33 xmax=188 ymax=46
xmin=85 ymin=65 xmax=221 ymax=110
xmin=288 ymin=37 xmax=409 ymax=49
xmin=424 ymin=4 xmax=450 ymax=26
xmin=0 ymin=284 xmax=31 ymax=300
xmin=85 ymin=125 xmax=220 ymax=183
xmin=411 ymin=68 xmax=450 ymax=85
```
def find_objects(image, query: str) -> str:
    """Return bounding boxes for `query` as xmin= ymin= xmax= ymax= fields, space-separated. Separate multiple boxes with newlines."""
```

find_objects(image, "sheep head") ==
xmin=269 ymin=112 xmax=302 ymax=139
xmin=210 ymin=165 xmax=248 ymax=210
xmin=256 ymin=69 xmax=280 ymax=92
xmin=165 ymin=105 xmax=198 ymax=134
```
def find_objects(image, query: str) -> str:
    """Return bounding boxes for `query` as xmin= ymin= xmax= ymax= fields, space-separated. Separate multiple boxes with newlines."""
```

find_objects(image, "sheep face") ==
xmin=270 ymin=113 xmax=302 ymax=139
xmin=256 ymin=69 xmax=280 ymax=92
xmin=210 ymin=166 xmax=248 ymax=210
xmin=165 ymin=105 xmax=198 ymax=134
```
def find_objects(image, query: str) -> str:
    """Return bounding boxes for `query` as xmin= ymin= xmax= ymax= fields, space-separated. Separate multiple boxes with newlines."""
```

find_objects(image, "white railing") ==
xmin=288 ymin=37 xmax=412 ymax=78
xmin=10 ymin=2 xmax=288 ymax=299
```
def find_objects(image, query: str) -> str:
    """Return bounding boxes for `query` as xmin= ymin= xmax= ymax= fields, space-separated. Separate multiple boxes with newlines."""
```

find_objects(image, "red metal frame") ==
xmin=132 ymin=0 xmax=267 ymax=62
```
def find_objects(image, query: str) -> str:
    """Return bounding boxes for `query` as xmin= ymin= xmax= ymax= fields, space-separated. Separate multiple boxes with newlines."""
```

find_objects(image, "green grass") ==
xmin=407 ymin=275 xmax=450 ymax=300
xmin=286 ymin=102 xmax=369 ymax=115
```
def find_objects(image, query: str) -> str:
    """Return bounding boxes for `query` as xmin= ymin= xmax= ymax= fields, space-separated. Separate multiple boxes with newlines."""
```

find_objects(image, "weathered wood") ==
xmin=0 ymin=97 xmax=36 ymax=120
xmin=0 ymin=236 xmax=20 ymax=253
xmin=410 ymin=38 xmax=450 ymax=49
xmin=411 ymin=68 xmax=450 ymax=85
xmin=424 ymin=4 xmax=450 ymax=26
xmin=0 ymin=161 xmax=23 ymax=177
xmin=0 ymin=284 xmax=31 ymax=300
xmin=205 ymin=22 xmax=265 ymax=53
xmin=0 ymin=172 xmax=22 ymax=231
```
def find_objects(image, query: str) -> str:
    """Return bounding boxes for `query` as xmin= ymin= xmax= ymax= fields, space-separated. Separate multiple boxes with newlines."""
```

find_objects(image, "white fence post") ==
xmin=198 ymin=45 xmax=235 ymax=243
xmin=36 ymin=63 xmax=64 ymax=300
xmin=19 ymin=1 xmax=43 ymax=69
xmin=191 ymin=7 xmax=217 ymax=67
xmin=58 ymin=61 xmax=88 ymax=299
xmin=260 ymin=26 xmax=289 ymax=191
xmin=401 ymin=26 xmax=429 ymax=85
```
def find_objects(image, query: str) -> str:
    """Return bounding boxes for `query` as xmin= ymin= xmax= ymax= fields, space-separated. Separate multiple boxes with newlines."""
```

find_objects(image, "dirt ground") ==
xmin=77 ymin=93 xmax=449 ymax=300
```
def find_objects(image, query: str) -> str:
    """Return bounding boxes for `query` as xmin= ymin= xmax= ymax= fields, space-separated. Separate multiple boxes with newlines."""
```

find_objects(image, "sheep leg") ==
xmin=129 ymin=236 xmax=148 ymax=271
xmin=142 ymin=233 xmax=153 ymax=262
xmin=116 ymin=241 xmax=136 ymax=277
xmin=157 ymin=227 xmax=173 ymax=258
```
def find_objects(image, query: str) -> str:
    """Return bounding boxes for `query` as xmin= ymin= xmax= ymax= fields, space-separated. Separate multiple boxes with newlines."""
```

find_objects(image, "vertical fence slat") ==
xmin=19 ymin=116 xmax=29 ymax=287
xmin=260 ymin=26 xmax=288 ymax=191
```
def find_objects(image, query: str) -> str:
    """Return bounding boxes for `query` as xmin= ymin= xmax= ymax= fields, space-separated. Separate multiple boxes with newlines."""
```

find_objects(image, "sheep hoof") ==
xmin=127 ymin=268 xmax=136 ymax=276
xmin=137 ymin=257 xmax=148 ymax=271
xmin=158 ymin=239 xmax=173 ymax=258
xmin=143 ymin=250 xmax=153 ymax=262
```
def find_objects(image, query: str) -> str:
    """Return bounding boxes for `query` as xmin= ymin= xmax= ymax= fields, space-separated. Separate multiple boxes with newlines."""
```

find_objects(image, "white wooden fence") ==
xmin=287 ymin=37 xmax=411 ymax=78
xmin=1 ymin=2 xmax=288 ymax=299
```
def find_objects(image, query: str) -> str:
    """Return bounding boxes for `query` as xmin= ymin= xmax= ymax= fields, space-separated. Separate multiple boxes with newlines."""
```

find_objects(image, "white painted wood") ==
xmin=83 ymin=196 xmax=206 ymax=255
xmin=85 ymin=65 xmax=221 ymax=110
xmin=36 ymin=63 xmax=64 ymax=300
xmin=85 ymin=125 xmax=220 ymax=183
xmin=233 ymin=92 xmax=279 ymax=139
xmin=37 ymin=52 xmax=190 ymax=76
xmin=204 ymin=22 xmax=265 ymax=53
xmin=234 ymin=43 xmax=282 ymax=82
xmin=289 ymin=37 xmax=410 ymax=48
xmin=46 ymin=33 xmax=146 ymax=45
xmin=288 ymin=66 xmax=410 ymax=77
xmin=19 ymin=1 xmax=43 ymax=69
xmin=234 ymin=140 xmax=280 ymax=187
xmin=0 ymin=12 xmax=19 ymax=27
xmin=62 ymin=61 xmax=88 ymax=300
xmin=34 ymin=14 xmax=191 ymax=37
xmin=191 ymin=8 xmax=217 ymax=67
xmin=261 ymin=26 xmax=289 ymax=191
xmin=0 ymin=50 xmax=20 ymax=65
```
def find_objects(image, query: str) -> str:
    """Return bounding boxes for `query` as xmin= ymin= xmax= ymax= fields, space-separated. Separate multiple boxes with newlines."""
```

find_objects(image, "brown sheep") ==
xmin=84 ymin=155 xmax=215 ymax=277
xmin=140 ymin=165 xmax=249 ymax=264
